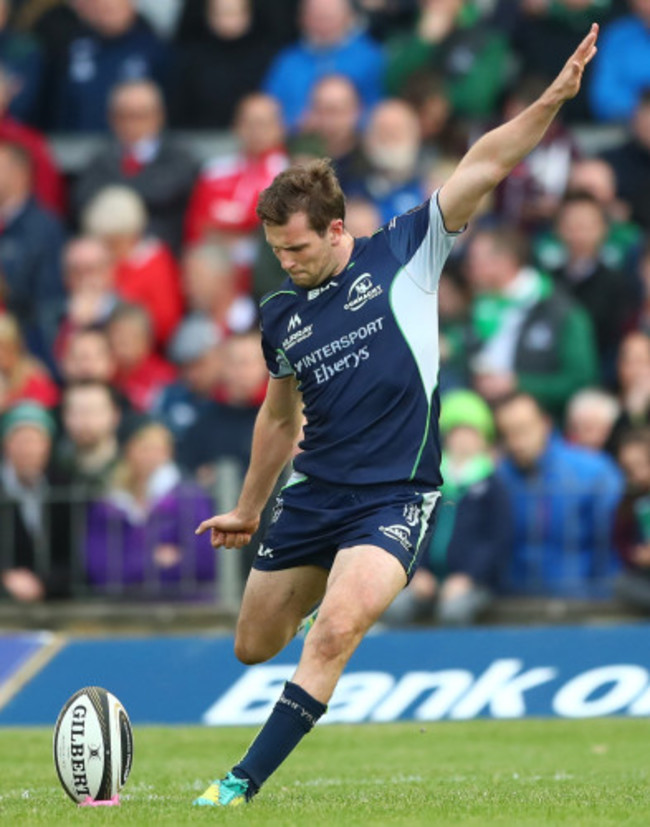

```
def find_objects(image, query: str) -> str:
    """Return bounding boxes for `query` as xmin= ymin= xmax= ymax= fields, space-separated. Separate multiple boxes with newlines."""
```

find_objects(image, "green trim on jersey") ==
xmin=259 ymin=289 xmax=298 ymax=308
xmin=282 ymin=471 xmax=308 ymax=490
xmin=410 ymin=397 xmax=433 ymax=481
xmin=273 ymin=346 xmax=294 ymax=378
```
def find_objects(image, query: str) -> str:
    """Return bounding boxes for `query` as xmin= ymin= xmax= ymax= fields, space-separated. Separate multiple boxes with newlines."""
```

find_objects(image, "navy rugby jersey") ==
xmin=259 ymin=193 xmax=462 ymax=488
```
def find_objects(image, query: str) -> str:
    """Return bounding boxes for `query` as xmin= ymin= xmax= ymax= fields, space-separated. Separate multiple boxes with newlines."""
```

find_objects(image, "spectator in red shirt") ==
xmin=82 ymin=185 xmax=184 ymax=346
xmin=0 ymin=311 xmax=59 ymax=411
xmin=106 ymin=303 xmax=176 ymax=412
xmin=182 ymin=240 xmax=257 ymax=339
xmin=0 ymin=64 xmax=65 ymax=215
xmin=184 ymin=92 xmax=288 ymax=256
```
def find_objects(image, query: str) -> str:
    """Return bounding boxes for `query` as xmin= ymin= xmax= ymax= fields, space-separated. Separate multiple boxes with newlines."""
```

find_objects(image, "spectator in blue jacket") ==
xmin=263 ymin=0 xmax=385 ymax=131
xmin=0 ymin=140 xmax=65 ymax=367
xmin=613 ymin=428 xmax=650 ymax=612
xmin=153 ymin=314 xmax=223 ymax=466
xmin=494 ymin=391 xmax=624 ymax=599
xmin=589 ymin=0 xmax=650 ymax=122
xmin=383 ymin=390 xmax=513 ymax=626
xmin=45 ymin=0 xmax=168 ymax=133
xmin=347 ymin=98 xmax=425 ymax=223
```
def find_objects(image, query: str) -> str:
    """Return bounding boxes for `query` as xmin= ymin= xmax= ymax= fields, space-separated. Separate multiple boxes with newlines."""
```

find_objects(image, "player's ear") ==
xmin=328 ymin=218 xmax=345 ymax=244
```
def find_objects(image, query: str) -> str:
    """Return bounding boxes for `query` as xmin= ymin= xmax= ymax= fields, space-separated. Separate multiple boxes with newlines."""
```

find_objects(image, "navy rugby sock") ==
xmin=231 ymin=681 xmax=327 ymax=797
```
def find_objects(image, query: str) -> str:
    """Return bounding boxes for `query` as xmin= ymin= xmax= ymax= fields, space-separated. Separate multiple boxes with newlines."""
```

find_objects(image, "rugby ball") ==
xmin=53 ymin=686 xmax=134 ymax=804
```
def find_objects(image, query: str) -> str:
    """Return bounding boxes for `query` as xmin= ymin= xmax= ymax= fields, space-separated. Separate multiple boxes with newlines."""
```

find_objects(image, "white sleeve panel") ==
xmin=403 ymin=190 xmax=464 ymax=293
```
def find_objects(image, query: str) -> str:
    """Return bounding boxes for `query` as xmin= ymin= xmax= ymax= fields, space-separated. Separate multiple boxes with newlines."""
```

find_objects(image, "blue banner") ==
xmin=2 ymin=624 xmax=650 ymax=726
xmin=0 ymin=632 xmax=49 ymax=686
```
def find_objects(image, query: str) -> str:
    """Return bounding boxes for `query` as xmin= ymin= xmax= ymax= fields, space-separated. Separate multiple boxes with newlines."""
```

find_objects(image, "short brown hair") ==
xmin=256 ymin=158 xmax=345 ymax=235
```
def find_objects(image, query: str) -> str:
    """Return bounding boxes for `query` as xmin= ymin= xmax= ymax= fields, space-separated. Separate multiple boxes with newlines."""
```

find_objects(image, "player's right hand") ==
xmin=195 ymin=510 xmax=260 ymax=549
xmin=550 ymin=22 xmax=598 ymax=102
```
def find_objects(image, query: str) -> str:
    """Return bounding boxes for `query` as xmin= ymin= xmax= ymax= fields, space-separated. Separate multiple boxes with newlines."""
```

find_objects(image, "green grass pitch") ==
xmin=1 ymin=719 xmax=649 ymax=826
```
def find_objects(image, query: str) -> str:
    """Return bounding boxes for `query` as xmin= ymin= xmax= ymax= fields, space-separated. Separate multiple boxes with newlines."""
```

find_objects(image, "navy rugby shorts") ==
xmin=253 ymin=473 xmax=441 ymax=584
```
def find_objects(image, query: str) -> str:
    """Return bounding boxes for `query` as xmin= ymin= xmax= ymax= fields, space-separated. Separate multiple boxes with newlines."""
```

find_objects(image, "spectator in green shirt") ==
xmin=464 ymin=226 xmax=599 ymax=419
xmin=534 ymin=156 xmax=643 ymax=277
xmin=385 ymin=0 xmax=514 ymax=119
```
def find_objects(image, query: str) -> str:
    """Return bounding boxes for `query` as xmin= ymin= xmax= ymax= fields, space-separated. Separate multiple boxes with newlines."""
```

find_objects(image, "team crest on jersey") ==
xmin=344 ymin=273 xmax=383 ymax=312
xmin=403 ymin=503 xmax=421 ymax=527
xmin=379 ymin=524 xmax=412 ymax=551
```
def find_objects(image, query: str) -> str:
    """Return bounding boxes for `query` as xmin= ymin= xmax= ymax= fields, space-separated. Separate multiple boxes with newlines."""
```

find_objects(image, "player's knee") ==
xmin=234 ymin=635 xmax=274 ymax=665
xmin=308 ymin=614 xmax=362 ymax=663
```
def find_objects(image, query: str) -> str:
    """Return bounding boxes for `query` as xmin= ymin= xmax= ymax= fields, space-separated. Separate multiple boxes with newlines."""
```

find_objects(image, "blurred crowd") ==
xmin=2 ymin=0 xmax=650 ymax=617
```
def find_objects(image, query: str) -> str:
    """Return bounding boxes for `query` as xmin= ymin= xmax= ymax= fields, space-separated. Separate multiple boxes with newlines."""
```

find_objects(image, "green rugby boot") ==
xmin=192 ymin=772 xmax=250 ymax=807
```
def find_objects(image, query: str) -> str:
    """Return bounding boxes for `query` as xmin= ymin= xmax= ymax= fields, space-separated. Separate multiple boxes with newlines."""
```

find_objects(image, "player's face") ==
xmin=265 ymin=212 xmax=343 ymax=288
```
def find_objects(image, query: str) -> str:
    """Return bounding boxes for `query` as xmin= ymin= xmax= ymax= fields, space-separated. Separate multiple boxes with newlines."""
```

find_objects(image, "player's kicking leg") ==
xmin=194 ymin=545 xmax=406 ymax=806
xmin=193 ymin=563 xmax=328 ymax=807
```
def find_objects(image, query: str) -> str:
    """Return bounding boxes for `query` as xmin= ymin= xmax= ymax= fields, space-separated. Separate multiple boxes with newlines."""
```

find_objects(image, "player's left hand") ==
xmin=550 ymin=22 xmax=598 ymax=103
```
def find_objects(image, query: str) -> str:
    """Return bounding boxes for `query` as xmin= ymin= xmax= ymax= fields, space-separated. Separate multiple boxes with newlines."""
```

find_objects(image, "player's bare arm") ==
xmin=438 ymin=23 xmax=599 ymax=231
xmin=195 ymin=375 xmax=303 ymax=549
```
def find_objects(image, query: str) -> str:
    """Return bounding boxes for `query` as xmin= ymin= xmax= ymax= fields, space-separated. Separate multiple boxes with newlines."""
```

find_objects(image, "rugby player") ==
xmin=193 ymin=24 xmax=599 ymax=807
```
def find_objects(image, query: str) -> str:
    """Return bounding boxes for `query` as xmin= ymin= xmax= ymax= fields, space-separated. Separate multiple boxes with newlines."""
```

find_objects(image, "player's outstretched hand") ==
xmin=550 ymin=23 xmax=598 ymax=103
xmin=195 ymin=509 xmax=260 ymax=549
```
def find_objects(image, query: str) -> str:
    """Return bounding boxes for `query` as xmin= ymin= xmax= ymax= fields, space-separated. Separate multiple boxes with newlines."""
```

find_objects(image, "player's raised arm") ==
xmin=438 ymin=23 xmax=599 ymax=232
xmin=196 ymin=375 xmax=303 ymax=549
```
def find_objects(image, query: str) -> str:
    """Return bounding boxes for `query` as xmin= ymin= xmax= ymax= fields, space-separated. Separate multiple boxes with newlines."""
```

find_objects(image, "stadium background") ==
xmin=1 ymin=0 xmax=650 ymax=741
